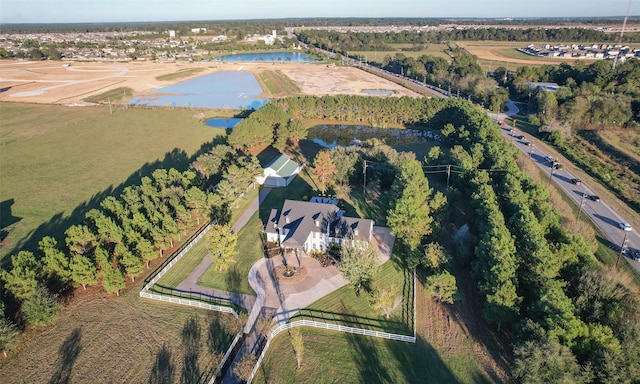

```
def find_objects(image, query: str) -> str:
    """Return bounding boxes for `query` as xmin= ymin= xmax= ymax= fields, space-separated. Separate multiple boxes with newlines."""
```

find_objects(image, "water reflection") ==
xmin=308 ymin=124 xmax=440 ymax=148
xmin=129 ymin=71 xmax=268 ymax=110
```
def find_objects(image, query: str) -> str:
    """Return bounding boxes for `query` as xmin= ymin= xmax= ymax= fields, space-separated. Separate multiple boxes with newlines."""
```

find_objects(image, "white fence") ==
xmin=207 ymin=333 xmax=242 ymax=384
xmin=247 ymin=319 xmax=416 ymax=383
xmin=140 ymin=221 xmax=214 ymax=294
xmin=139 ymin=220 xmax=242 ymax=384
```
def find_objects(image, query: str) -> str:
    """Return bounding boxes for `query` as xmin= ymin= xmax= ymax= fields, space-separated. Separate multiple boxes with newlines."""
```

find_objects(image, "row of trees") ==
xmin=437 ymin=100 xmax=640 ymax=382
xmin=296 ymin=28 xmax=640 ymax=54
xmin=503 ymin=59 xmax=640 ymax=129
xmin=228 ymin=95 xmax=456 ymax=151
xmin=0 ymin=146 xmax=262 ymax=356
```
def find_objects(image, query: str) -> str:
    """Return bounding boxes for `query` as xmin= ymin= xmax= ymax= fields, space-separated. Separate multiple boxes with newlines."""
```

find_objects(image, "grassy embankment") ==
xmin=156 ymin=67 xmax=206 ymax=81
xmin=0 ymin=103 xmax=227 ymax=264
xmin=82 ymin=87 xmax=133 ymax=103
xmin=256 ymin=70 xmax=302 ymax=96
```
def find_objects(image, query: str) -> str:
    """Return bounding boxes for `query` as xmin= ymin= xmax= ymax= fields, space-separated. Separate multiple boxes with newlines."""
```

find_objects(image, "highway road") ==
xmin=496 ymin=113 xmax=640 ymax=274
xmin=309 ymin=46 xmax=640 ymax=273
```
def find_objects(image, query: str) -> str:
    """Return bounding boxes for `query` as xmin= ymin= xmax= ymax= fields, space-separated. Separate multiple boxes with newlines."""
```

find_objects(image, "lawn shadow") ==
xmin=2 ymin=140 xmax=222 ymax=265
xmin=149 ymin=343 xmax=175 ymax=384
xmin=181 ymin=316 xmax=202 ymax=384
xmin=225 ymin=265 xmax=242 ymax=292
xmin=48 ymin=327 xmax=82 ymax=384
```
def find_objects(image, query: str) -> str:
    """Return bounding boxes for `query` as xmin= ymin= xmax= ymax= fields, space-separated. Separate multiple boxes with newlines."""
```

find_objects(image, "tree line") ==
xmin=296 ymin=28 xmax=640 ymax=53
xmin=0 ymin=148 xmax=262 ymax=356
xmin=438 ymin=100 xmax=639 ymax=383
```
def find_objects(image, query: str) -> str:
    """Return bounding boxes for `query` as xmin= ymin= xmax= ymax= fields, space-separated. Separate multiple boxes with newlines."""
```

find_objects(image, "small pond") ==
xmin=129 ymin=71 xmax=268 ymax=110
xmin=212 ymin=52 xmax=317 ymax=62
xmin=362 ymin=89 xmax=395 ymax=95
xmin=308 ymin=124 xmax=441 ymax=148
xmin=204 ymin=117 xmax=242 ymax=128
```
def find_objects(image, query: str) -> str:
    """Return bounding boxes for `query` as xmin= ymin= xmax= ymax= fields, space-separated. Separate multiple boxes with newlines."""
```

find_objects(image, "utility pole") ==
xmin=446 ymin=164 xmax=451 ymax=189
xmin=363 ymin=159 xmax=368 ymax=200
xmin=576 ymin=186 xmax=587 ymax=222
xmin=549 ymin=160 xmax=555 ymax=184
xmin=528 ymin=143 xmax=535 ymax=158
xmin=616 ymin=231 xmax=630 ymax=270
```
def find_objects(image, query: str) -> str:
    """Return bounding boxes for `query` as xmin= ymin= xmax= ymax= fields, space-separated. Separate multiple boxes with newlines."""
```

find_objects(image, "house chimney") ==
xmin=315 ymin=220 xmax=319 ymax=227
xmin=286 ymin=217 xmax=290 ymax=224
xmin=354 ymin=229 xmax=359 ymax=237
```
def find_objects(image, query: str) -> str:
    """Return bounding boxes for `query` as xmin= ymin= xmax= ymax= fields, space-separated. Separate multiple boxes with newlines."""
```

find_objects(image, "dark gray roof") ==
xmin=266 ymin=199 xmax=374 ymax=248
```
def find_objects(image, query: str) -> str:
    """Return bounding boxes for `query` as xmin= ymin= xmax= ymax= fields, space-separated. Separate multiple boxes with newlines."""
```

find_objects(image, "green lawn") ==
xmin=197 ymin=212 xmax=265 ymax=295
xmin=297 ymin=257 xmax=413 ymax=335
xmin=0 ymin=103 xmax=226 ymax=263
xmin=253 ymin=325 xmax=490 ymax=384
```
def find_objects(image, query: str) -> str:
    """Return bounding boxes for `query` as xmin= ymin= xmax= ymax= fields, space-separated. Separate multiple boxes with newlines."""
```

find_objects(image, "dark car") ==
xmin=588 ymin=195 xmax=600 ymax=202
xmin=514 ymin=134 xmax=525 ymax=139
xmin=571 ymin=178 xmax=582 ymax=185
xmin=627 ymin=248 xmax=640 ymax=262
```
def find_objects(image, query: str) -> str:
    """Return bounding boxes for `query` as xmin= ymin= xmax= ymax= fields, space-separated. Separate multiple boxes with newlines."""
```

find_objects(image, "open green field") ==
xmin=0 ymin=275 xmax=240 ymax=383
xmin=0 ymin=103 xmax=226 ymax=263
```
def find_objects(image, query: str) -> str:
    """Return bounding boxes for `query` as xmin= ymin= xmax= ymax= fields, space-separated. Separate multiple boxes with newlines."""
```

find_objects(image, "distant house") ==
xmin=265 ymin=199 xmax=374 ymax=253
xmin=256 ymin=154 xmax=302 ymax=188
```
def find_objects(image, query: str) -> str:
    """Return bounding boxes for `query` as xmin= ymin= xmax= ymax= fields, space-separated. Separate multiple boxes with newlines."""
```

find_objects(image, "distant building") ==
xmin=527 ymin=82 xmax=561 ymax=92
xmin=191 ymin=28 xmax=207 ymax=33
xmin=256 ymin=153 xmax=302 ymax=187
xmin=168 ymin=30 xmax=176 ymax=39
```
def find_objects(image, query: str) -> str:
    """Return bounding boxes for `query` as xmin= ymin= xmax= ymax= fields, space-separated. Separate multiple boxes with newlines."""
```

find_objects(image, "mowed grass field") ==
xmin=0 ymin=103 xmax=226 ymax=263
xmin=254 ymin=277 xmax=499 ymax=384
xmin=0 ymin=276 xmax=240 ymax=383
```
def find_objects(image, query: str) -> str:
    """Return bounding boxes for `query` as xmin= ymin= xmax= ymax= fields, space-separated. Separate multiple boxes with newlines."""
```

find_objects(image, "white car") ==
xmin=618 ymin=221 xmax=632 ymax=231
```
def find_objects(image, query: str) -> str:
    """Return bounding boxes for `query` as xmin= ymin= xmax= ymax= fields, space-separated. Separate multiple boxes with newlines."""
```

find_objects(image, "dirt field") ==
xmin=0 ymin=60 xmax=419 ymax=105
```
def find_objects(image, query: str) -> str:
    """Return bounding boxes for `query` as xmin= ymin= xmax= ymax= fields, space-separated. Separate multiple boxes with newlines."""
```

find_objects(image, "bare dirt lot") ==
xmin=0 ymin=60 xmax=419 ymax=105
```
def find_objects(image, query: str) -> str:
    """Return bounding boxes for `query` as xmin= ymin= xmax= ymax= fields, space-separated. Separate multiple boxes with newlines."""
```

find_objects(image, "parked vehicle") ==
xmin=571 ymin=178 xmax=582 ymax=185
xmin=544 ymin=155 xmax=553 ymax=163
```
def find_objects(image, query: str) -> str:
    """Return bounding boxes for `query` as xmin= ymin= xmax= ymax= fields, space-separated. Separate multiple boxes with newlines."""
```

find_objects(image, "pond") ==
xmin=204 ymin=117 xmax=242 ymax=128
xmin=361 ymin=89 xmax=395 ymax=95
xmin=129 ymin=71 xmax=268 ymax=110
xmin=308 ymin=124 xmax=440 ymax=148
xmin=212 ymin=52 xmax=317 ymax=62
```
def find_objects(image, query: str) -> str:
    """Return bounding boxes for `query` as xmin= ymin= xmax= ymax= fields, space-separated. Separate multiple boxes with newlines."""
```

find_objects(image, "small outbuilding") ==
xmin=256 ymin=153 xmax=302 ymax=188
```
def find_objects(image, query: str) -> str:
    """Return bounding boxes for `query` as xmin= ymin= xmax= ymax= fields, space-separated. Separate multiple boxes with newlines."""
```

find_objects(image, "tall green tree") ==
xmin=312 ymin=151 xmax=337 ymax=195
xmin=207 ymin=224 xmax=237 ymax=272
xmin=425 ymin=271 xmax=458 ymax=304
xmin=39 ymin=236 xmax=71 ymax=283
xmin=69 ymin=254 xmax=98 ymax=289
xmin=21 ymin=286 xmax=61 ymax=326
xmin=65 ymin=225 xmax=96 ymax=255
xmin=387 ymin=159 xmax=434 ymax=255
xmin=338 ymin=242 xmax=379 ymax=295
xmin=102 ymin=266 xmax=125 ymax=296
xmin=0 ymin=251 xmax=41 ymax=300
xmin=0 ymin=319 xmax=20 ymax=357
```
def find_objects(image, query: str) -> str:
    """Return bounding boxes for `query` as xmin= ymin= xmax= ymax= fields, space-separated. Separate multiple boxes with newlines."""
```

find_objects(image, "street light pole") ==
xmin=616 ymin=231 xmax=630 ymax=270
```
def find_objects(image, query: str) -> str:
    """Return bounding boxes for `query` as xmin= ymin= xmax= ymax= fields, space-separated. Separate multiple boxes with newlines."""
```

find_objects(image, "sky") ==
xmin=1 ymin=0 xmax=638 ymax=24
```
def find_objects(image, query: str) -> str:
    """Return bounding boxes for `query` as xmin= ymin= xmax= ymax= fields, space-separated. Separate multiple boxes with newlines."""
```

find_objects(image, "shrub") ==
xmin=21 ymin=286 xmax=61 ymax=326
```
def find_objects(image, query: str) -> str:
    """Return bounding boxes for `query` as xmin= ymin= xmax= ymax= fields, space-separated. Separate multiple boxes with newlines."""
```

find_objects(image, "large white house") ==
xmin=265 ymin=199 xmax=374 ymax=252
